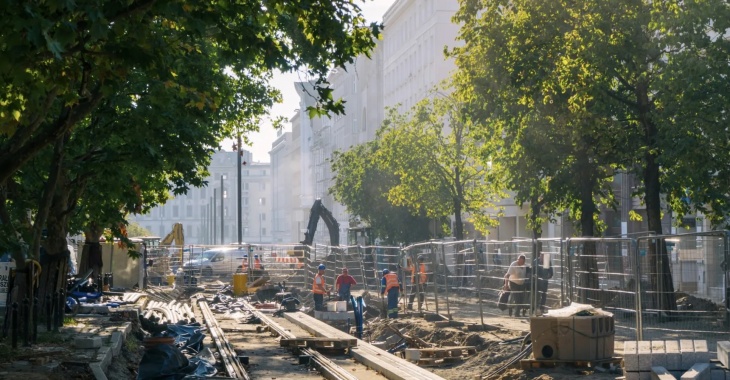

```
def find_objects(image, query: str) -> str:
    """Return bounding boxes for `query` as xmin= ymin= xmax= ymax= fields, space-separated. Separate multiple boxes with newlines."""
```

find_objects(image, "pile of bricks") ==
xmin=623 ymin=339 xmax=730 ymax=380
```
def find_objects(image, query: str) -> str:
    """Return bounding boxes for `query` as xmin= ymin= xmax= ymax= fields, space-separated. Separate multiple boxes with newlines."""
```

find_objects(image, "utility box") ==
xmin=531 ymin=305 xmax=615 ymax=361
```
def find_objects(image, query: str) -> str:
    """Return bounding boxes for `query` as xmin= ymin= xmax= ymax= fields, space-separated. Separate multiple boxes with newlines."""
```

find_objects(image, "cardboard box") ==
xmin=531 ymin=313 xmax=615 ymax=361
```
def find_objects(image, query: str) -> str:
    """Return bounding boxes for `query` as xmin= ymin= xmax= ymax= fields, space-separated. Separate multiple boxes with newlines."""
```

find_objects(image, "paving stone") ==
xmin=625 ymin=341 xmax=640 ymax=372
xmin=682 ymin=340 xmax=697 ymax=370
xmin=666 ymin=341 xmax=682 ymax=370
xmin=681 ymin=363 xmax=711 ymax=380
xmin=695 ymin=341 xmax=711 ymax=363
xmin=74 ymin=336 xmax=102 ymax=349
xmin=652 ymin=366 xmax=677 ymax=380
xmin=90 ymin=362 xmax=107 ymax=380
xmin=639 ymin=341 xmax=653 ymax=371
xmin=110 ymin=331 xmax=123 ymax=356
xmin=652 ymin=341 xmax=668 ymax=369
xmin=717 ymin=342 xmax=730 ymax=369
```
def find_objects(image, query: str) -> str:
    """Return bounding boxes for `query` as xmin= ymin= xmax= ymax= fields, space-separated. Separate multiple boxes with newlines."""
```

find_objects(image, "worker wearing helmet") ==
xmin=253 ymin=254 xmax=263 ymax=270
xmin=241 ymin=254 xmax=249 ymax=272
xmin=380 ymin=268 xmax=401 ymax=318
xmin=407 ymin=255 xmax=428 ymax=310
xmin=312 ymin=264 xmax=330 ymax=312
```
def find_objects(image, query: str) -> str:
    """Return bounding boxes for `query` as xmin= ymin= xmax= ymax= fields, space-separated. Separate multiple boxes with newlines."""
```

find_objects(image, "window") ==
xmin=200 ymin=205 xmax=206 ymax=216
xmin=244 ymin=183 xmax=249 ymax=191
xmin=260 ymin=198 xmax=266 ymax=206
xmin=200 ymin=188 xmax=206 ymax=199
xmin=243 ymin=198 xmax=248 ymax=206
xmin=173 ymin=206 xmax=179 ymax=218
xmin=186 ymin=205 xmax=193 ymax=218
xmin=262 ymin=228 xmax=267 ymax=236
xmin=261 ymin=183 xmax=266 ymax=190
xmin=261 ymin=213 xmax=266 ymax=221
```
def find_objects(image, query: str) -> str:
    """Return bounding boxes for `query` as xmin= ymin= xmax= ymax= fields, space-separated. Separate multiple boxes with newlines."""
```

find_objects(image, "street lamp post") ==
xmin=237 ymin=135 xmax=243 ymax=245
xmin=213 ymin=193 xmax=217 ymax=245
xmin=220 ymin=176 xmax=225 ymax=244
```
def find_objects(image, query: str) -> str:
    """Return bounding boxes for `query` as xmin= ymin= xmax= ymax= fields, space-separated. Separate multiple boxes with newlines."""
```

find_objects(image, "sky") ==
xmin=240 ymin=0 xmax=397 ymax=163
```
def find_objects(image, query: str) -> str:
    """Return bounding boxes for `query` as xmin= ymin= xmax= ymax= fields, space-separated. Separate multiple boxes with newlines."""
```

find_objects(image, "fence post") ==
xmin=441 ymin=242 xmax=450 ymax=317
xmin=474 ymin=239 xmax=484 ymax=326
xmin=634 ymin=238 xmax=643 ymax=341
xmin=725 ymin=232 xmax=730 ymax=329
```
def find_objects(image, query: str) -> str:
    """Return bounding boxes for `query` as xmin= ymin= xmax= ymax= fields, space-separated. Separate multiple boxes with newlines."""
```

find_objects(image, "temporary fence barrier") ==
xmin=134 ymin=232 xmax=729 ymax=341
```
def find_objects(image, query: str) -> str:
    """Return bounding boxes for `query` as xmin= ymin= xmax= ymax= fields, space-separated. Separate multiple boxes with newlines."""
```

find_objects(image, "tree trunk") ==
xmin=577 ymin=149 xmax=600 ymax=304
xmin=637 ymin=81 xmax=676 ymax=312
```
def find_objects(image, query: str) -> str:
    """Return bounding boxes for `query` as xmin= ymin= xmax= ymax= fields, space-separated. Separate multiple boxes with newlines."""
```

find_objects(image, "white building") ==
xmin=130 ymin=150 xmax=272 ymax=245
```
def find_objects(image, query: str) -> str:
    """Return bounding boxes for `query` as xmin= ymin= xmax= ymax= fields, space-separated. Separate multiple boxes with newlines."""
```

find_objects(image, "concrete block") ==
xmin=652 ymin=366 xmax=677 ymax=380
xmin=717 ymin=342 xmax=730 ymax=369
xmin=711 ymin=369 xmax=725 ymax=380
xmin=627 ymin=372 xmax=652 ymax=380
xmin=666 ymin=341 xmax=682 ymax=370
xmin=695 ymin=341 xmax=711 ymax=363
xmin=74 ymin=336 xmax=102 ymax=349
xmin=96 ymin=346 xmax=112 ymax=371
xmin=682 ymin=340 xmax=697 ymax=370
xmin=681 ymin=363 xmax=711 ymax=380
xmin=625 ymin=341 xmax=640 ymax=372
xmin=639 ymin=341 xmax=653 ymax=371
xmin=110 ymin=331 xmax=124 ymax=356
xmin=652 ymin=341 xmax=668 ymax=368
xmin=90 ymin=362 xmax=108 ymax=380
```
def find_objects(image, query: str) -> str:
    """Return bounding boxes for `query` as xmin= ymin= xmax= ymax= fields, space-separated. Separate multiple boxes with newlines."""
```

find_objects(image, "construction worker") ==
xmin=253 ymin=254 xmax=263 ymax=270
xmin=241 ymin=254 xmax=249 ymax=272
xmin=335 ymin=268 xmax=357 ymax=301
xmin=380 ymin=268 xmax=401 ymax=318
xmin=312 ymin=264 xmax=330 ymax=312
xmin=407 ymin=255 xmax=428 ymax=310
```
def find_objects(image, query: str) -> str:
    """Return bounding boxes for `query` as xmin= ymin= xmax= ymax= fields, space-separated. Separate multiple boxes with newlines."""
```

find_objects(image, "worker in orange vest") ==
xmin=253 ymin=254 xmax=263 ymax=270
xmin=312 ymin=264 xmax=330 ymax=312
xmin=380 ymin=268 xmax=401 ymax=318
xmin=407 ymin=255 xmax=428 ymax=310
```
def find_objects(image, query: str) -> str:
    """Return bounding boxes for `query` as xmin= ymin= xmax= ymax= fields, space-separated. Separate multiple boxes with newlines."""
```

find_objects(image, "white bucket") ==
xmin=404 ymin=348 xmax=421 ymax=361
xmin=336 ymin=301 xmax=347 ymax=312
xmin=326 ymin=302 xmax=337 ymax=312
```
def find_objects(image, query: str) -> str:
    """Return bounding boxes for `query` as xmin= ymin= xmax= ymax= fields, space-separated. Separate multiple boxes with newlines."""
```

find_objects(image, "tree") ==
xmin=452 ymin=0 xmax=730 ymax=309
xmin=0 ymin=0 xmax=381 ymax=332
xmin=126 ymin=223 xmax=153 ymax=238
xmin=330 ymin=141 xmax=432 ymax=245
xmin=376 ymin=94 xmax=501 ymax=240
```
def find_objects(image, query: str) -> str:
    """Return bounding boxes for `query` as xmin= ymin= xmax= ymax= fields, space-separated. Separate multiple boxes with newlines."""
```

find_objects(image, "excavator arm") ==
xmin=160 ymin=223 xmax=184 ymax=261
xmin=301 ymin=199 xmax=340 ymax=246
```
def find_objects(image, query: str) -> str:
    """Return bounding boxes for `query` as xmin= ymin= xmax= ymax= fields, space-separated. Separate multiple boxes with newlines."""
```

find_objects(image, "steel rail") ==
xmin=197 ymin=296 xmax=250 ymax=380
xmin=240 ymin=300 xmax=358 ymax=380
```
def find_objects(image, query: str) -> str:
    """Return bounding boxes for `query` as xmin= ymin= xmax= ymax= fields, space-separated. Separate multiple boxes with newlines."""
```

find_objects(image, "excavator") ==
xmin=160 ymin=223 xmax=184 ymax=261
xmin=301 ymin=199 xmax=340 ymax=246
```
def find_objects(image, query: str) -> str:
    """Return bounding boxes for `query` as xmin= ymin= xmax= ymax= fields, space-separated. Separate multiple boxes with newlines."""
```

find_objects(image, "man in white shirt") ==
xmin=503 ymin=254 xmax=527 ymax=317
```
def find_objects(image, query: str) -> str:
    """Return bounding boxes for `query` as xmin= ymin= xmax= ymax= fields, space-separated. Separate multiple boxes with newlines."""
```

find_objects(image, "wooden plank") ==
xmin=280 ymin=337 xmax=358 ymax=349
xmin=284 ymin=312 xmax=446 ymax=380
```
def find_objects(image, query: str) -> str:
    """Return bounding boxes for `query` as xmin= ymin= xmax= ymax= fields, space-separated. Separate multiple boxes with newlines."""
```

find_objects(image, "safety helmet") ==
xmin=318 ymin=264 xmax=326 ymax=270
xmin=417 ymin=255 xmax=424 ymax=261
xmin=382 ymin=269 xmax=390 ymax=275
xmin=254 ymin=255 xmax=259 ymax=258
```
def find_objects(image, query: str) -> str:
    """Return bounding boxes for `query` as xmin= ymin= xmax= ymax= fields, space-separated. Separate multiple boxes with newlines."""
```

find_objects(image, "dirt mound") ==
xmin=675 ymin=292 xmax=722 ymax=312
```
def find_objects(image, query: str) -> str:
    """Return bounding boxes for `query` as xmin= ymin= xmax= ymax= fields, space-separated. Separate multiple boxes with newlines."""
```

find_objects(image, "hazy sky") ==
xmin=240 ymin=0 xmax=397 ymax=162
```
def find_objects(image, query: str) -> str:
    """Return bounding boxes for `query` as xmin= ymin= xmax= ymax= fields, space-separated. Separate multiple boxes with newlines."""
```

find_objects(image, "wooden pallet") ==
xmin=519 ymin=357 xmax=623 ymax=370
xmin=279 ymin=337 xmax=358 ymax=349
xmin=419 ymin=346 xmax=476 ymax=359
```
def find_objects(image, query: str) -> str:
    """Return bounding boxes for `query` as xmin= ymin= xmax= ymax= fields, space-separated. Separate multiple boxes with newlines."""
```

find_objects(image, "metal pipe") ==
xmin=237 ymin=134 xmax=242 ymax=245
xmin=220 ymin=175 xmax=224 ymax=244
xmin=441 ymin=243 xmax=450 ymax=317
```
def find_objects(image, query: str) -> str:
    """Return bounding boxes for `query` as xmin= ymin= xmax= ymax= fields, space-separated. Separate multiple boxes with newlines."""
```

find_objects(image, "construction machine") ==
xmin=301 ymin=199 xmax=340 ymax=246
xmin=160 ymin=223 xmax=185 ymax=261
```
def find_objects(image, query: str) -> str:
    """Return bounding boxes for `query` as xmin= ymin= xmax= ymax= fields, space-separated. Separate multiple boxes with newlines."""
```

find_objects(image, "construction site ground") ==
xmin=4 ymin=285 xmax=704 ymax=380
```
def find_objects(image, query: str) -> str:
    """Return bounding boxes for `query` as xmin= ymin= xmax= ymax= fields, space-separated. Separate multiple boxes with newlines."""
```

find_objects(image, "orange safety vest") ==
xmin=313 ymin=273 xmax=327 ymax=294
xmin=384 ymin=273 xmax=399 ymax=293
xmin=412 ymin=263 xmax=427 ymax=284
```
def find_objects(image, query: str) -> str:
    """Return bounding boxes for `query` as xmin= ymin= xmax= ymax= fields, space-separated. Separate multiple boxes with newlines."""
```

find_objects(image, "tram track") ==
xmin=196 ymin=296 xmax=251 ymax=380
